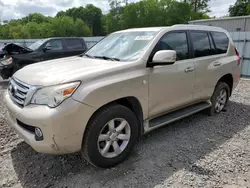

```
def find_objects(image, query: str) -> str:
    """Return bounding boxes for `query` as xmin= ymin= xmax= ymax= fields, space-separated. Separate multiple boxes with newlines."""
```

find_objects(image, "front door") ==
xmin=148 ymin=31 xmax=195 ymax=118
xmin=42 ymin=39 xmax=64 ymax=61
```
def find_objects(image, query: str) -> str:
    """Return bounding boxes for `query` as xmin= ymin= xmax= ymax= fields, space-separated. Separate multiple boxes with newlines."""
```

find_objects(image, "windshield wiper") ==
xmin=93 ymin=56 xmax=120 ymax=61
xmin=82 ymin=54 xmax=95 ymax=58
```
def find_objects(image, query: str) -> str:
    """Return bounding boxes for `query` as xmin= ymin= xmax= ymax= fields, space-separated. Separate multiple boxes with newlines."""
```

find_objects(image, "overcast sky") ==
xmin=0 ymin=0 xmax=237 ymax=21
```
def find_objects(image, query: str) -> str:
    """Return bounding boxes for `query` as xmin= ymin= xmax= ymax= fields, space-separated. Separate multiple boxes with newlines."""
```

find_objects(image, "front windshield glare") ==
xmin=29 ymin=40 xmax=46 ymax=51
xmin=85 ymin=31 xmax=158 ymax=61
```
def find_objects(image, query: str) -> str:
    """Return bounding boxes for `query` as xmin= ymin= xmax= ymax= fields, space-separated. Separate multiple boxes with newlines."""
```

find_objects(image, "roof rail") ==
xmin=172 ymin=24 xmax=224 ymax=30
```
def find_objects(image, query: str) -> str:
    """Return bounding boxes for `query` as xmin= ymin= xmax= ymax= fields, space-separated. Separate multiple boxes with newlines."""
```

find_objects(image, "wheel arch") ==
xmin=83 ymin=96 xmax=144 ymax=141
xmin=217 ymin=73 xmax=233 ymax=96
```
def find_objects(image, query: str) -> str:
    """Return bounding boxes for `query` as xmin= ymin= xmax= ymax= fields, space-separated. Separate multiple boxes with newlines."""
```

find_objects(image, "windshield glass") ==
xmin=28 ymin=39 xmax=46 ymax=51
xmin=85 ymin=31 xmax=158 ymax=61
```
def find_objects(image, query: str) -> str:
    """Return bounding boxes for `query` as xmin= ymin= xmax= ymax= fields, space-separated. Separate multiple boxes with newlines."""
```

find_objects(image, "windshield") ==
xmin=85 ymin=31 xmax=158 ymax=61
xmin=29 ymin=39 xmax=46 ymax=51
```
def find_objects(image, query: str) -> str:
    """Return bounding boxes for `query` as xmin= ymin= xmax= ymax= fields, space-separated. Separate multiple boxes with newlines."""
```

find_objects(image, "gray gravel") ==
xmin=1 ymin=80 xmax=250 ymax=188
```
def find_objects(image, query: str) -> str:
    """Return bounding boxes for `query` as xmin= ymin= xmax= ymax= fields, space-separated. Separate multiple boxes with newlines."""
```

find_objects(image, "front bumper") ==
xmin=5 ymin=92 xmax=96 ymax=154
xmin=0 ymin=63 xmax=13 ymax=79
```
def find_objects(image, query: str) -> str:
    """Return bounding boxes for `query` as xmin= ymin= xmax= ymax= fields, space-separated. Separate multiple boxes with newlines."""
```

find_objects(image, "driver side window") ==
xmin=151 ymin=32 xmax=189 ymax=61
xmin=45 ymin=40 xmax=63 ymax=50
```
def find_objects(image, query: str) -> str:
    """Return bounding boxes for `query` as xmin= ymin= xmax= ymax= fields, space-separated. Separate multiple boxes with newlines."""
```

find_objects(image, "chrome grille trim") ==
xmin=8 ymin=78 xmax=40 ymax=107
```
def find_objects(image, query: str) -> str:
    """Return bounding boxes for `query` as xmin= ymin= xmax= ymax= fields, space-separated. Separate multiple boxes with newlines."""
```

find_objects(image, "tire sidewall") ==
xmin=83 ymin=105 xmax=139 ymax=168
xmin=210 ymin=82 xmax=230 ymax=115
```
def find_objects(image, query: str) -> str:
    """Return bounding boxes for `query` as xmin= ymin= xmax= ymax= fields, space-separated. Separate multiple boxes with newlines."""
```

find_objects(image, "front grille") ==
xmin=8 ymin=78 xmax=31 ymax=107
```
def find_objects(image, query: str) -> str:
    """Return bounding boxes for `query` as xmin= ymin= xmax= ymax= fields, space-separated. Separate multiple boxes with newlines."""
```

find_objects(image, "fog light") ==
xmin=35 ymin=127 xmax=43 ymax=141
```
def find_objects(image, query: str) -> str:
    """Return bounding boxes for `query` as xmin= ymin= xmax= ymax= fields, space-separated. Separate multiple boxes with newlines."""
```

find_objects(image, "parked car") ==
xmin=0 ymin=44 xmax=6 ymax=59
xmin=0 ymin=37 xmax=87 ymax=79
xmin=5 ymin=25 xmax=241 ymax=168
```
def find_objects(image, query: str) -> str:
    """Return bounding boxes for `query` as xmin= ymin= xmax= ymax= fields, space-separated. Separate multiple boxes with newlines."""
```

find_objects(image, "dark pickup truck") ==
xmin=0 ymin=37 xmax=87 ymax=79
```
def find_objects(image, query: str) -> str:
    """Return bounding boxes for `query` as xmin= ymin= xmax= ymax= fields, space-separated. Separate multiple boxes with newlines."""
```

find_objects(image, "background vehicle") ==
xmin=0 ymin=37 xmax=87 ymax=79
xmin=5 ymin=25 xmax=241 ymax=168
xmin=0 ymin=44 xmax=6 ymax=59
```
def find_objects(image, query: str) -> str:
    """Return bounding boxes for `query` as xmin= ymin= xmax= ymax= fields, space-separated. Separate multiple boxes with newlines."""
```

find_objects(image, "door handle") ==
xmin=213 ymin=62 xmax=221 ymax=67
xmin=185 ymin=67 xmax=194 ymax=73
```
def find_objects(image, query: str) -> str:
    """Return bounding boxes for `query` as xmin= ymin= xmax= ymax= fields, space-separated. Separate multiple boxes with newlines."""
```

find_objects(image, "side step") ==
xmin=149 ymin=101 xmax=211 ymax=128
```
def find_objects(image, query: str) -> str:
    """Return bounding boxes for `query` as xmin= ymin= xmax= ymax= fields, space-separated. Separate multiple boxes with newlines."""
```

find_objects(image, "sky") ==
xmin=0 ymin=0 xmax=237 ymax=21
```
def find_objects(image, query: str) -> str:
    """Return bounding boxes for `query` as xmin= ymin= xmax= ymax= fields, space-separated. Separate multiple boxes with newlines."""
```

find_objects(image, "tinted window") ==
xmin=211 ymin=32 xmax=229 ymax=54
xmin=153 ymin=32 xmax=189 ymax=60
xmin=190 ymin=32 xmax=212 ymax=58
xmin=45 ymin=40 xmax=63 ymax=50
xmin=65 ymin=39 xmax=84 ymax=50
xmin=208 ymin=33 xmax=217 ymax=55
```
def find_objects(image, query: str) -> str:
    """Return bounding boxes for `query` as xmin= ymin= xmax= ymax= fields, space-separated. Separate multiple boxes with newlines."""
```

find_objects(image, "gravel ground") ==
xmin=1 ymin=80 xmax=250 ymax=188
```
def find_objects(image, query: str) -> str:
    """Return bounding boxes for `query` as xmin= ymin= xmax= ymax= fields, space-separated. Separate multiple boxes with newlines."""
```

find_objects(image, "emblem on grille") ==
xmin=8 ymin=84 xmax=18 ymax=97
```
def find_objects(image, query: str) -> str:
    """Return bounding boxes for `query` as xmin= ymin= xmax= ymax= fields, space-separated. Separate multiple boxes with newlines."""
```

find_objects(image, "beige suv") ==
xmin=5 ymin=25 xmax=241 ymax=168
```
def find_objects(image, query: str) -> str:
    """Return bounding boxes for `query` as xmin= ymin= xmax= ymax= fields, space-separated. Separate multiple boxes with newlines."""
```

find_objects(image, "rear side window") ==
xmin=152 ymin=32 xmax=189 ymax=60
xmin=211 ymin=32 xmax=229 ymax=54
xmin=190 ymin=32 xmax=212 ymax=58
xmin=65 ymin=39 xmax=84 ymax=50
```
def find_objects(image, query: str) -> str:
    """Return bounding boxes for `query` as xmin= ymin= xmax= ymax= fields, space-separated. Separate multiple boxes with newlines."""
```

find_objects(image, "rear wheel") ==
xmin=81 ymin=104 xmax=139 ymax=168
xmin=207 ymin=82 xmax=230 ymax=116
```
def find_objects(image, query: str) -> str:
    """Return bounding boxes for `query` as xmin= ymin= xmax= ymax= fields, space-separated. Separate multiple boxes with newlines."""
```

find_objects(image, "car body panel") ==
xmin=148 ymin=59 xmax=195 ymax=118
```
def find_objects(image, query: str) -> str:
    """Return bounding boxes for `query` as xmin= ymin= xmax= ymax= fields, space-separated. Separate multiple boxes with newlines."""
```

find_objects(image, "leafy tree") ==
xmin=183 ymin=0 xmax=210 ymax=12
xmin=56 ymin=4 xmax=105 ymax=36
xmin=21 ymin=13 xmax=49 ymax=24
xmin=74 ymin=18 xmax=92 ymax=37
xmin=106 ymin=0 xmax=209 ymax=33
xmin=0 ymin=0 xmax=210 ymax=39
xmin=229 ymin=0 xmax=250 ymax=16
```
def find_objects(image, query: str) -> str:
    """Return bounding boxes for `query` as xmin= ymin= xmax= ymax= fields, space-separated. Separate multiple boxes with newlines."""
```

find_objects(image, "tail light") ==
xmin=235 ymin=48 xmax=240 ymax=66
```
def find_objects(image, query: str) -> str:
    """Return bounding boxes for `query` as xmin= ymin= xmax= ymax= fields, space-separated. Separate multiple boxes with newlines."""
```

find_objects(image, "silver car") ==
xmin=5 ymin=25 xmax=241 ymax=168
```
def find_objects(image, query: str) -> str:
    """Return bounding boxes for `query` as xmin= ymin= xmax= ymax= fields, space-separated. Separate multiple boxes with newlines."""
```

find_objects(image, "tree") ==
xmin=56 ymin=4 xmax=105 ymax=36
xmin=74 ymin=18 xmax=92 ymax=37
xmin=229 ymin=0 xmax=250 ymax=16
xmin=21 ymin=13 xmax=49 ymax=24
xmin=0 ymin=0 xmax=210 ymax=39
xmin=183 ymin=0 xmax=210 ymax=12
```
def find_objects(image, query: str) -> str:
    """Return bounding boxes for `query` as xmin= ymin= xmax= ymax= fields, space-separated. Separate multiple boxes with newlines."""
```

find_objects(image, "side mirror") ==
xmin=43 ymin=46 xmax=52 ymax=52
xmin=151 ymin=50 xmax=176 ymax=66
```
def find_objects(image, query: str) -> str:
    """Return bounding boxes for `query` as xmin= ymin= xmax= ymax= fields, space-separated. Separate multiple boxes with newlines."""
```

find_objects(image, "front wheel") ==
xmin=207 ymin=82 xmax=230 ymax=116
xmin=81 ymin=104 xmax=139 ymax=168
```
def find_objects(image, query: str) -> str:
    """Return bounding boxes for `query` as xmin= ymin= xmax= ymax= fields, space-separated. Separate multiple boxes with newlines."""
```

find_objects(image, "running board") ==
xmin=149 ymin=101 xmax=212 ymax=128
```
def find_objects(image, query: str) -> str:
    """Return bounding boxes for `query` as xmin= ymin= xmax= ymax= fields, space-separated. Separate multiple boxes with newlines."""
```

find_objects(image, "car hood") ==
xmin=3 ymin=43 xmax=33 ymax=55
xmin=14 ymin=56 xmax=127 ymax=86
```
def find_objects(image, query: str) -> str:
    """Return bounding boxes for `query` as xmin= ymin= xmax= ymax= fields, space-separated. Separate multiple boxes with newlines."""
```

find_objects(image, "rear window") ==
xmin=65 ymin=39 xmax=85 ymax=50
xmin=211 ymin=32 xmax=229 ymax=54
xmin=190 ymin=32 xmax=213 ymax=58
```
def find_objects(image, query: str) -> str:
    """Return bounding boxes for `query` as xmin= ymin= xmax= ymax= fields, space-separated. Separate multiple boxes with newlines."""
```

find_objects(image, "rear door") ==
xmin=42 ymin=39 xmax=65 ymax=61
xmin=191 ymin=31 xmax=230 ymax=101
xmin=63 ymin=38 xmax=87 ymax=57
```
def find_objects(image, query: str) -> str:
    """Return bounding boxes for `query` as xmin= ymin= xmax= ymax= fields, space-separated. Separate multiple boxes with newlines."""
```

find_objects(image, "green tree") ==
xmin=56 ymin=4 xmax=104 ymax=36
xmin=183 ymin=0 xmax=210 ymax=12
xmin=74 ymin=18 xmax=92 ymax=37
xmin=229 ymin=0 xmax=250 ymax=16
xmin=21 ymin=13 xmax=49 ymax=24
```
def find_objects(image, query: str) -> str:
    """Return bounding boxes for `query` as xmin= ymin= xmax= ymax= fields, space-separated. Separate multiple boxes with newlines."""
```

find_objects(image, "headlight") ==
xmin=1 ymin=57 xmax=13 ymax=65
xmin=31 ymin=82 xmax=80 ymax=108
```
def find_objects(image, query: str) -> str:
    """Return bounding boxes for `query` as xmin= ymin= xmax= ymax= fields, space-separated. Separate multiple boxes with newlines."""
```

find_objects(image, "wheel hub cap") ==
xmin=215 ymin=89 xmax=227 ymax=113
xmin=110 ymin=132 xmax=118 ymax=141
xmin=97 ymin=118 xmax=131 ymax=158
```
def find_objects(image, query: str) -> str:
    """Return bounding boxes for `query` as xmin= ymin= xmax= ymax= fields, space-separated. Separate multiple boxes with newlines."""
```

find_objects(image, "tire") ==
xmin=207 ymin=82 xmax=230 ymax=116
xmin=81 ymin=104 xmax=139 ymax=168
